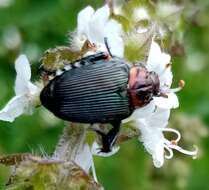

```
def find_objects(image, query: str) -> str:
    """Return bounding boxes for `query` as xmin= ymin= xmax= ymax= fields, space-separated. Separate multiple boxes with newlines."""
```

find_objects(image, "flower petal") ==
xmin=88 ymin=5 xmax=110 ymax=43
xmin=147 ymin=41 xmax=171 ymax=75
xmin=75 ymin=143 xmax=93 ymax=173
xmin=75 ymin=5 xmax=124 ymax=57
xmin=15 ymin=54 xmax=31 ymax=82
xmin=153 ymin=92 xmax=179 ymax=109
xmin=92 ymin=4 xmax=110 ymax=22
xmin=136 ymin=120 xmax=165 ymax=168
xmin=152 ymin=144 xmax=165 ymax=168
xmin=15 ymin=55 xmax=33 ymax=95
xmin=159 ymin=66 xmax=173 ymax=88
xmin=104 ymin=20 xmax=124 ymax=57
xmin=146 ymin=108 xmax=170 ymax=128
xmin=122 ymin=101 xmax=155 ymax=123
xmin=0 ymin=95 xmax=28 ymax=122
xmin=77 ymin=6 xmax=95 ymax=36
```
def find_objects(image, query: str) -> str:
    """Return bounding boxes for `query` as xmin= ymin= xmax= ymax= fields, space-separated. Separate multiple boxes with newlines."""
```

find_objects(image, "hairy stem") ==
xmin=52 ymin=122 xmax=87 ymax=162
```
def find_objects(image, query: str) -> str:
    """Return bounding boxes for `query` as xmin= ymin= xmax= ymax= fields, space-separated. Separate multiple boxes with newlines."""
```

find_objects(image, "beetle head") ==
xmin=129 ymin=64 xmax=160 ymax=108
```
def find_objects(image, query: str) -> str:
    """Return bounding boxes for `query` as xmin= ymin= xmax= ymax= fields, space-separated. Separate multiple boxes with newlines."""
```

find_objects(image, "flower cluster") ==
xmin=0 ymin=1 xmax=197 ymax=176
xmin=70 ymin=5 xmax=124 ymax=57
xmin=70 ymin=4 xmax=197 ymax=167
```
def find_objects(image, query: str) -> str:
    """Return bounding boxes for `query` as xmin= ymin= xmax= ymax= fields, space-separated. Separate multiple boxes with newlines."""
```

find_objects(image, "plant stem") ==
xmin=52 ymin=122 xmax=87 ymax=162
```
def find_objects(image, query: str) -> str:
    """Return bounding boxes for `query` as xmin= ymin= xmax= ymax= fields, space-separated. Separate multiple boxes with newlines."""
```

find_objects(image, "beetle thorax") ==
xmin=128 ymin=65 xmax=160 ymax=108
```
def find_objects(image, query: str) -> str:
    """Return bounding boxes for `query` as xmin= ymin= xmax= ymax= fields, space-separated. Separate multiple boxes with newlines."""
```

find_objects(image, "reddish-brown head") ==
xmin=128 ymin=65 xmax=160 ymax=108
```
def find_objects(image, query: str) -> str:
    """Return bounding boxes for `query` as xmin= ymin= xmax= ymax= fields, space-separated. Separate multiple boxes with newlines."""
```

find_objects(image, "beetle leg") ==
xmin=66 ymin=52 xmax=110 ymax=69
xmin=104 ymin=37 xmax=113 ymax=58
xmin=96 ymin=121 xmax=121 ymax=153
xmin=79 ymin=52 xmax=109 ymax=64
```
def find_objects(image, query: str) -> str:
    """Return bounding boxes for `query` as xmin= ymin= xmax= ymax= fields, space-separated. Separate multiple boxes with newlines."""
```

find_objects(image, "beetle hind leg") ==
xmin=96 ymin=121 xmax=121 ymax=153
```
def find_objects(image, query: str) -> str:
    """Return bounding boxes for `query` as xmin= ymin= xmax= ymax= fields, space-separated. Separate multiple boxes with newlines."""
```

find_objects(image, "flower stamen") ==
xmin=164 ymin=145 xmax=173 ymax=159
xmin=171 ymin=140 xmax=178 ymax=145
xmin=170 ymin=80 xmax=185 ymax=93
xmin=168 ymin=144 xmax=198 ymax=159
xmin=159 ymin=127 xmax=181 ymax=143
xmin=158 ymin=127 xmax=198 ymax=160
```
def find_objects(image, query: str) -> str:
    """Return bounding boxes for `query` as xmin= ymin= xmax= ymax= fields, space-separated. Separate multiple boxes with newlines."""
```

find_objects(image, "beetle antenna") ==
xmin=104 ymin=37 xmax=113 ymax=57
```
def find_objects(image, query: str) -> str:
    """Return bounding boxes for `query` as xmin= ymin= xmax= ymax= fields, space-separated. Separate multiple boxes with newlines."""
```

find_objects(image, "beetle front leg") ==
xmin=81 ymin=52 xmax=110 ymax=63
xmin=96 ymin=121 xmax=121 ymax=153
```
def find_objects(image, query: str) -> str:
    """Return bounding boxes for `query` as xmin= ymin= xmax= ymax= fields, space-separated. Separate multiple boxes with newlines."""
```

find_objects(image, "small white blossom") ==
xmin=0 ymin=55 xmax=40 ymax=122
xmin=136 ymin=108 xmax=198 ymax=168
xmin=136 ymin=109 xmax=169 ymax=168
xmin=124 ymin=40 xmax=178 ymax=122
xmin=127 ymin=40 xmax=197 ymax=167
xmin=70 ymin=4 xmax=197 ymax=167
xmin=147 ymin=40 xmax=180 ymax=109
xmin=70 ymin=5 xmax=124 ymax=57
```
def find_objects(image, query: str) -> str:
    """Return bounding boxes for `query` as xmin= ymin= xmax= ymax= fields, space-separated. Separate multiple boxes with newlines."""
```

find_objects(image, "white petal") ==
xmin=0 ymin=95 xmax=28 ymax=122
xmin=147 ymin=41 xmax=171 ymax=74
xmin=146 ymin=108 xmax=170 ymax=128
xmin=91 ymin=5 xmax=110 ymax=27
xmin=15 ymin=78 xmax=38 ymax=96
xmin=15 ymin=55 xmax=33 ymax=95
xmin=88 ymin=5 xmax=110 ymax=43
xmin=77 ymin=6 xmax=95 ymax=35
xmin=153 ymin=92 xmax=179 ymax=109
xmin=75 ymin=144 xmax=93 ymax=173
xmin=137 ymin=121 xmax=165 ymax=167
xmin=15 ymin=54 xmax=31 ymax=81
xmin=91 ymin=142 xmax=120 ymax=157
xmin=76 ymin=4 xmax=124 ymax=57
xmin=15 ymin=77 xmax=28 ymax=95
xmin=27 ymin=82 xmax=39 ymax=95
xmin=152 ymin=144 xmax=164 ymax=168
xmin=106 ymin=35 xmax=124 ymax=57
xmin=104 ymin=20 xmax=124 ymax=57
xmin=159 ymin=67 xmax=173 ymax=88
xmin=15 ymin=79 xmax=39 ymax=98
xmin=122 ymin=101 xmax=155 ymax=123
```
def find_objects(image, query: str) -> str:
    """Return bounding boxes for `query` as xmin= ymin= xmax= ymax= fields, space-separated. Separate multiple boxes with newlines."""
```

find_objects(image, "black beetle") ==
xmin=40 ymin=52 xmax=160 ymax=153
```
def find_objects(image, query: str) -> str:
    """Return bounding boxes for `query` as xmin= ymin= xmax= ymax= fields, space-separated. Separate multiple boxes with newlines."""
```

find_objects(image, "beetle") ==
xmin=40 ymin=51 xmax=160 ymax=153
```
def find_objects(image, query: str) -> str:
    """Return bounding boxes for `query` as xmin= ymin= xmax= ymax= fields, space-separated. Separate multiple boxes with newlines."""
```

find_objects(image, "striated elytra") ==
xmin=40 ymin=52 xmax=160 ymax=152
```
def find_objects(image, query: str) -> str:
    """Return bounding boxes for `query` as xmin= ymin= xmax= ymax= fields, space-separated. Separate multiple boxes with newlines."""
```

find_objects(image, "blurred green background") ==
xmin=0 ymin=0 xmax=209 ymax=190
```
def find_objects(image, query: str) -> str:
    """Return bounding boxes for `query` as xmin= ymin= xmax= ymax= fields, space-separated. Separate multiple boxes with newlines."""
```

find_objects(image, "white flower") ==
xmin=71 ymin=5 xmax=124 ymax=57
xmin=126 ymin=40 xmax=197 ymax=167
xmin=136 ymin=109 xmax=169 ymax=168
xmin=0 ymin=55 xmax=40 ymax=122
xmin=136 ymin=108 xmax=198 ymax=168
xmin=124 ymin=40 xmax=178 ymax=122
xmin=147 ymin=40 xmax=180 ymax=109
